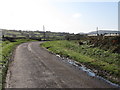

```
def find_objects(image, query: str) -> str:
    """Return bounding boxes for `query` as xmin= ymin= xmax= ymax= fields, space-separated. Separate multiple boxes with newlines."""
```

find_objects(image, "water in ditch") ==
xmin=56 ymin=54 xmax=120 ymax=88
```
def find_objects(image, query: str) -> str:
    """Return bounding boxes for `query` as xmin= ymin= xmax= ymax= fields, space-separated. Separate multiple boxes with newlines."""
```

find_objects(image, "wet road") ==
xmin=5 ymin=41 xmax=116 ymax=88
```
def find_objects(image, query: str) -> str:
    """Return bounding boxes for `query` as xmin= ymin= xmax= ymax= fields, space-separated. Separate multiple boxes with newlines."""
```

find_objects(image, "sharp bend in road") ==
xmin=5 ymin=41 xmax=116 ymax=88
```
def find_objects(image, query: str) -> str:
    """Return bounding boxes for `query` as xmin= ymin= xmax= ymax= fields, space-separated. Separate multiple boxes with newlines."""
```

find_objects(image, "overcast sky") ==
xmin=0 ymin=0 xmax=119 ymax=33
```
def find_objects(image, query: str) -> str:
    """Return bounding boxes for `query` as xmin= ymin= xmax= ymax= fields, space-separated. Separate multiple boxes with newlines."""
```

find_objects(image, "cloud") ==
xmin=72 ymin=13 xmax=82 ymax=18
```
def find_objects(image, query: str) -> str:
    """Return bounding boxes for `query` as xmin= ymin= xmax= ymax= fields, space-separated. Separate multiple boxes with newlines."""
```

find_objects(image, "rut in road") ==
xmin=5 ymin=41 xmax=116 ymax=88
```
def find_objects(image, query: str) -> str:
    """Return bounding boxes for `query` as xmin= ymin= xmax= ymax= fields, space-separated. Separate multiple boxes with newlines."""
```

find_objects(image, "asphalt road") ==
xmin=5 ymin=41 xmax=116 ymax=88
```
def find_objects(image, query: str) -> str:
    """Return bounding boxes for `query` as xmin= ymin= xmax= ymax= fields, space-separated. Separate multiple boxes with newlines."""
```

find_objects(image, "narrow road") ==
xmin=5 ymin=41 xmax=116 ymax=88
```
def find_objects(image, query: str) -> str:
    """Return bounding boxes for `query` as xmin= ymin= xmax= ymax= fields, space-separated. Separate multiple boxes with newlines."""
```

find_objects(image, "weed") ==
xmin=41 ymin=40 xmax=120 ymax=84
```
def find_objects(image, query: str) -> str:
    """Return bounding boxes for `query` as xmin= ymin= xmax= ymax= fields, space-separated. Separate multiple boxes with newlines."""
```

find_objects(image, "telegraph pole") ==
xmin=96 ymin=27 xmax=99 ymax=46
xmin=43 ymin=25 xmax=46 ymax=41
xmin=97 ymin=27 xmax=99 ymax=36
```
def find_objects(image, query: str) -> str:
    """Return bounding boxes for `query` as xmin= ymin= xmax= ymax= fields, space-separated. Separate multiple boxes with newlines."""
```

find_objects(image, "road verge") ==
xmin=41 ymin=40 xmax=120 ymax=85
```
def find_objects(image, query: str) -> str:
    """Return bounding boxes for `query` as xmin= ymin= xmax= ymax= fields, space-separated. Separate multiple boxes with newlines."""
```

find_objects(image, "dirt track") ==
xmin=5 ymin=41 xmax=116 ymax=88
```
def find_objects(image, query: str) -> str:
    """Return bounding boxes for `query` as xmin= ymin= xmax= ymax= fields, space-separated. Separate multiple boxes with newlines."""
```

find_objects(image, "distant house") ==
xmin=104 ymin=33 xmax=119 ymax=36
xmin=87 ymin=30 xmax=119 ymax=36
xmin=87 ymin=34 xmax=98 ymax=36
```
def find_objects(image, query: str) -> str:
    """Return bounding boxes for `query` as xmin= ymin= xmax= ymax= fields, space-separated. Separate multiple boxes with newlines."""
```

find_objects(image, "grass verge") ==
xmin=41 ymin=40 xmax=120 ymax=85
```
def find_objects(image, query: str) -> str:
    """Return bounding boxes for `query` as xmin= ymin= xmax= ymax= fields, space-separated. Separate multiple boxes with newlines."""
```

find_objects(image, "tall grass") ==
xmin=41 ymin=40 xmax=120 ymax=84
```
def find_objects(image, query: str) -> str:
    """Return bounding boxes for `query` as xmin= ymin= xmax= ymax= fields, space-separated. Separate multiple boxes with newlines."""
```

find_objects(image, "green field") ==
xmin=41 ymin=40 xmax=120 ymax=84
xmin=2 ymin=29 xmax=68 ymax=40
xmin=0 ymin=39 xmax=37 ymax=89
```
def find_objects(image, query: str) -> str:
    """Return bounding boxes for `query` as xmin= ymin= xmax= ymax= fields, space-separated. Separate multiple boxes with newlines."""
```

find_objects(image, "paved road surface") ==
xmin=5 ymin=41 xmax=116 ymax=88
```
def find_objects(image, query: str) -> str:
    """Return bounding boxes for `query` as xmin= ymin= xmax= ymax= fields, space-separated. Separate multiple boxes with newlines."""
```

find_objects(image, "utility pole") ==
xmin=96 ymin=27 xmax=99 ymax=46
xmin=43 ymin=25 xmax=46 ymax=41
xmin=96 ymin=27 xmax=99 ymax=36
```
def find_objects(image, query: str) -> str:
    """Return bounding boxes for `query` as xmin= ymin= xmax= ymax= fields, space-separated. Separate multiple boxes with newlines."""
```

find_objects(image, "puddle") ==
xmin=79 ymin=66 xmax=96 ymax=77
xmin=56 ymin=54 xmax=120 ymax=88
xmin=96 ymin=76 xmax=120 ymax=88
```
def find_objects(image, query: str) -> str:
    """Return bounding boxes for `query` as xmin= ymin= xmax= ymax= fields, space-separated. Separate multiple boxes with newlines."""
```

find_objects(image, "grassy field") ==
xmin=41 ymin=40 xmax=120 ymax=84
xmin=0 ymin=39 xmax=37 ymax=89
xmin=2 ymin=29 xmax=68 ymax=40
